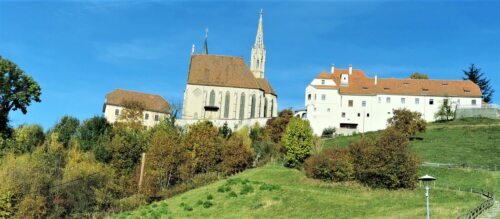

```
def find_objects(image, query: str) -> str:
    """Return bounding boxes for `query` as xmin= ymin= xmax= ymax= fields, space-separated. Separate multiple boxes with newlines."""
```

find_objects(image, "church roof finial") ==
xmin=254 ymin=9 xmax=264 ymax=49
xmin=201 ymin=28 xmax=208 ymax=55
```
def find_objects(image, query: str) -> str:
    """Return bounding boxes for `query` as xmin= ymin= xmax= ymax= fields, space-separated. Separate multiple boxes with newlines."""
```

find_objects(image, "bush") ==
xmin=265 ymin=109 xmax=293 ymax=144
xmin=9 ymin=124 xmax=45 ymax=154
xmin=78 ymin=116 xmax=111 ymax=151
xmin=304 ymin=148 xmax=354 ymax=182
xmin=281 ymin=117 xmax=314 ymax=167
xmin=219 ymin=133 xmax=254 ymax=175
xmin=182 ymin=121 xmax=222 ymax=176
xmin=387 ymin=109 xmax=426 ymax=137
xmin=321 ymin=127 xmax=336 ymax=138
xmin=349 ymin=128 xmax=419 ymax=189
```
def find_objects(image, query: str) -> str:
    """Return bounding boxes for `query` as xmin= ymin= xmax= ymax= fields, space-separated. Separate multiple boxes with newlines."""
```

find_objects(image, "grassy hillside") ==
xmin=324 ymin=118 xmax=500 ymax=166
xmin=115 ymin=164 xmax=488 ymax=219
xmin=117 ymin=118 xmax=499 ymax=218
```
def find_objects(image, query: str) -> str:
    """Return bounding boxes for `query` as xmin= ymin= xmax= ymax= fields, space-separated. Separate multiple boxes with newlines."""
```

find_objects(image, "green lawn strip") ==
xmin=116 ymin=165 xmax=484 ymax=218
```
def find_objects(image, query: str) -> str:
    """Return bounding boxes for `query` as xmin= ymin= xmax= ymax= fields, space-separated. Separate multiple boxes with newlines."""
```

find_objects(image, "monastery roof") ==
xmin=187 ymin=54 xmax=276 ymax=96
xmin=105 ymin=89 xmax=170 ymax=114
xmin=313 ymin=70 xmax=482 ymax=97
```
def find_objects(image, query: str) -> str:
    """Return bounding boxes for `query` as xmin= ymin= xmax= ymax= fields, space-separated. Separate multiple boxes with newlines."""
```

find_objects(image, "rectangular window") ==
xmin=348 ymin=100 xmax=353 ymax=107
xmin=144 ymin=113 xmax=149 ymax=120
xmin=378 ymin=97 xmax=382 ymax=103
xmin=321 ymin=94 xmax=326 ymax=101
xmin=457 ymin=99 xmax=461 ymax=104
xmin=154 ymin=115 xmax=159 ymax=121
xmin=367 ymin=113 xmax=370 ymax=117
xmin=362 ymin=101 xmax=366 ymax=107
xmin=429 ymin=99 xmax=434 ymax=105
xmin=307 ymin=94 xmax=311 ymax=100
xmin=321 ymin=80 xmax=325 ymax=85
xmin=444 ymin=99 xmax=449 ymax=105
xmin=386 ymin=97 xmax=391 ymax=103
xmin=341 ymin=112 xmax=346 ymax=118
xmin=472 ymin=99 xmax=477 ymax=105
xmin=401 ymin=98 xmax=405 ymax=104
xmin=115 ymin=109 xmax=119 ymax=116
xmin=327 ymin=108 xmax=331 ymax=112
xmin=357 ymin=113 xmax=360 ymax=117
xmin=415 ymin=98 xmax=420 ymax=104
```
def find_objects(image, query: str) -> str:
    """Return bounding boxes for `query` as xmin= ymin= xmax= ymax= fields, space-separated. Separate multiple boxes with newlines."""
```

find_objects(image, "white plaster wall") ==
xmin=103 ymin=104 xmax=169 ymax=128
xmin=182 ymin=84 xmax=277 ymax=124
xmin=304 ymin=86 xmax=482 ymax=136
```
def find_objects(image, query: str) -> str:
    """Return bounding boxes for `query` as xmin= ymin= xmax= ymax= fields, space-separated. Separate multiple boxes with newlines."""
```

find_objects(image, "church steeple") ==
xmin=201 ymin=28 xmax=208 ymax=55
xmin=250 ymin=9 xmax=266 ymax=78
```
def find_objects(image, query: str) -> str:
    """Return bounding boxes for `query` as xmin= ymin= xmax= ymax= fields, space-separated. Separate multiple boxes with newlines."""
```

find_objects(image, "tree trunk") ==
xmin=0 ymin=109 xmax=11 ymax=137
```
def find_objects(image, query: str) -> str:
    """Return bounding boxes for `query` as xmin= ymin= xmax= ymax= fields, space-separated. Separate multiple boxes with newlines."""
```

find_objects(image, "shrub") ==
xmin=321 ymin=127 xmax=336 ymax=138
xmin=265 ymin=109 xmax=293 ymax=144
xmin=304 ymin=148 xmax=354 ymax=182
xmin=182 ymin=121 xmax=222 ymax=176
xmin=281 ymin=117 xmax=314 ymax=167
xmin=10 ymin=124 xmax=45 ymax=154
xmin=387 ymin=109 xmax=426 ymax=137
xmin=350 ymin=128 xmax=419 ymax=189
xmin=219 ymin=133 xmax=254 ymax=175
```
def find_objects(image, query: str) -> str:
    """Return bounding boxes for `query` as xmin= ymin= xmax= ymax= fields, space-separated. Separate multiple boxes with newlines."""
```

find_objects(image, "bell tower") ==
xmin=250 ymin=9 xmax=266 ymax=78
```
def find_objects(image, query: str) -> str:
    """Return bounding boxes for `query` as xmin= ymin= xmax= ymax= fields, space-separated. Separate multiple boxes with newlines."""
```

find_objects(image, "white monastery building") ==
xmin=178 ymin=10 xmax=277 ymax=130
xmin=305 ymin=64 xmax=482 ymax=135
xmin=103 ymin=89 xmax=170 ymax=128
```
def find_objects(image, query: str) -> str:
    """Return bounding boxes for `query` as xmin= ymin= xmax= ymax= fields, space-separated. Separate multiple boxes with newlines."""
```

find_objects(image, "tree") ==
xmin=463 ymin=64 xmax=495 ymax=103
xmin=218 ymin=122 xmax=232 ymax=139
xmin=281 ymin=117 xmax=314 ymax=167
xmin=117 ymin=101 xmax=145 ymax=129
xmin=0 ymin=56 xmax=42 ymax=137
xmin=265 ymin=109 xmax=293 ymax=144
xmin=219 ymin=132 xmax=254 ymax=175
xmin=108 ymin=126 xmax=146 ymax=175
xmin=10 ymin=124 xmax=45 ymax=154
xmin=142 ymin=125 xmax=185 ymax=196
xmin=52 ymin=116 xmax=80 ymax=148
xmin=77 ymin=116 xmax=111 ymax=151
xmin=409 ymin=72 xmax=429 ymax=79
xmin=435 ymin=99 xmax=454 ymax=121
xmin=182 ymin=121 xmax=222 ymax=176
xmin=387 ymin=109 xmax=426 ymax=137
xmin=349 ymin=128 xmax=419 ymax=189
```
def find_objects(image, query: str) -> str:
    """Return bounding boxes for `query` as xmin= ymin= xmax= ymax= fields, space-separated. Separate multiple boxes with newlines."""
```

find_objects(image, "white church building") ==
xmin=305 ymin=64 xmax=482 ymax=135
xmin=177 ymin=10 xmax=277 ymax=130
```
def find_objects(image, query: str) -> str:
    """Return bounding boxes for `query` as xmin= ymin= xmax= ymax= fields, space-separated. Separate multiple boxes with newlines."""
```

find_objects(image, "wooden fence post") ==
xmin=138 ymin=152 xmax=146 ymax=193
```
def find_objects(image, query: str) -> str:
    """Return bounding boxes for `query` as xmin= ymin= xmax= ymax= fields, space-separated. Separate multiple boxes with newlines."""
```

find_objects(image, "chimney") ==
xmin=330 ymin=64 xmax=335 ymax=73
xmin=348 ymin=64 xmax=353 ymax=75
xmin=374 ymin=74 xmax=378 ymax=85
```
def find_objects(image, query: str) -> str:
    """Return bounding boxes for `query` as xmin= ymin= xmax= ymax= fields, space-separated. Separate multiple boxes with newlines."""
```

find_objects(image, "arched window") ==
xmin=239 ymin=93 xmax=246 ymax=119
xmin=270 ymin=99 xmax=274 ymax=117
xmin=209 ymin=90 xmax=216 ymax=106
xmin=263 ymin=98 xmax=268 ymax=117
xmin=224 ymin=91 xmax=230 ymax=118
xmin=250 ymin=94 xmax=256 ymax=118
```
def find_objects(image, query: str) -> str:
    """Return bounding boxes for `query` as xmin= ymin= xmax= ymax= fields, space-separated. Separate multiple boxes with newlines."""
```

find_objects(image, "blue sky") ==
xmin=1 ymin=1 xmax=499 ymax=129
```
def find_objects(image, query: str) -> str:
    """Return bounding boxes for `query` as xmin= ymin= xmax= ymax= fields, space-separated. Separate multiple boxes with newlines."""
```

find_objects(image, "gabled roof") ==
xmin=313 ymin=69 xmax=482 ymax=97
xmin=187 ymin=54 xmax=276 ymax=96
xmin=105 ymin=89 xmax=170 ymax=114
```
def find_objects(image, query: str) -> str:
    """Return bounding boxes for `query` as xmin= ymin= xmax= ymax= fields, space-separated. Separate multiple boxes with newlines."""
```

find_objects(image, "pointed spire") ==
xmin=191 ymin=44 xmax=195 ymax=55
xmin=250 ymin=9 xmax=266 ymax=78
xmin=201 ymin=28 xmax=208 ymax=55
xmin=254 ymin=9 xmax=264 ymax=49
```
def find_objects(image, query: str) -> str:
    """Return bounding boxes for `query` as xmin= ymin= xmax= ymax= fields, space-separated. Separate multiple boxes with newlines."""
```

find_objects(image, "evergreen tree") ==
xmin=463 ymin=64 xmax=495 ymax=103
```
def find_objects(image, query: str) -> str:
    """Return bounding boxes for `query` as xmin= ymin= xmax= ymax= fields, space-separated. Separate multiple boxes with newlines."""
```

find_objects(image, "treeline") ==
xmin=0 ymin=109 xmax=308 ymax=218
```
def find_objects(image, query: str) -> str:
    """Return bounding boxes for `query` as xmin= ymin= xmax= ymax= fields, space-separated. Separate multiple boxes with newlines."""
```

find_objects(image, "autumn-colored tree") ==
xmin=116 ymin=101 xmax=146 ymax=129
xmin=10 ymin=124 xmax=45 ymax=154
xmin=265 ymin=109 xmax=293 ymax=144
xmin=387 ymin=109 xmax=426 ymax=137
xmin=182 ymin=121 xmax=222 ymax=177
xmin=219 ymin=132 xmax=254 ymax=175
xmin=281 ymin=117 xmax=314 ymax=167
xmin=350 ymin=128 xmax=419 ymax=189
xmin=142 ymin=125 xmax=185 ymax=196
xmin=108 ymin=126 xmax=146 ymax=176
xmin=304 ymin=148 xmax=354 ymax=182
xmin=51 ymin=116 xmax=80 ymax=148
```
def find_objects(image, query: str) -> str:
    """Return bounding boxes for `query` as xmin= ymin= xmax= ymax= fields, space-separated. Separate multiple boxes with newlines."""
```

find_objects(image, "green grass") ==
xmin=115 ymin=164 xmax=489 ymax=219
xmin=116 ymin=118 xmax=499 ymax=218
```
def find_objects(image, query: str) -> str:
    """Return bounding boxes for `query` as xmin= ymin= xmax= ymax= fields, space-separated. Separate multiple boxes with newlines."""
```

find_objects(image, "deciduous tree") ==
xmin=281 ymin=117 xmax=314 ymax=167
xmin=52 ymin=116 xmax=80 ymax=148
xmin=0 ymin=56 xmax=42 ymax=137
xmin=387 ymin=109 xmax=426 ymax=137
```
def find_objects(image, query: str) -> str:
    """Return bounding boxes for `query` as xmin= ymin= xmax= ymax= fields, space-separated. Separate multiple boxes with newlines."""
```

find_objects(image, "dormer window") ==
xmin=403 ymin=82 xmax=410 ymax=85
xmin=321 ymin=80 xmax=325 ymax=85
xmin=384 ymin=87 xmax=390 ymax=90
xmin=442 ymin=83 xmax=448 ymax=86
xmin=464 ymin=89 xmax=470 ymax=93
xmin=362 ymin=87 xmax=368 ymax=90
xmin=422 ymin=88 xmax=429 ymax=92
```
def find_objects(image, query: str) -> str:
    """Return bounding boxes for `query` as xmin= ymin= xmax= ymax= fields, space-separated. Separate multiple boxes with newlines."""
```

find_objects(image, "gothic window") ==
xmin=270 ymin=99 xmax=274 ymax=117
xmin=264 ymin=98 xmax=268 ymax=117
xmin=209 ymin=90 xmax=216 ymax=106
xmin=250 ymin=95 xmax=256 ymax=118
xmin=239 ymin=93 xmax=246 ymax=119
xmin=224 ymin=91 xmax=230 ymax=118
